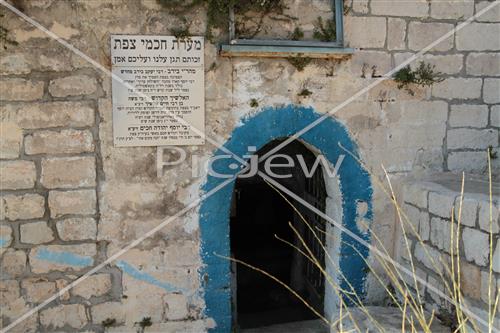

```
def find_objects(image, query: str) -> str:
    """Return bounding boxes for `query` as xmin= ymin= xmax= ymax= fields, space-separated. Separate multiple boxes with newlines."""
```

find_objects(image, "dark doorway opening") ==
xmin=230 ymin=139 xmax=327 ymax=330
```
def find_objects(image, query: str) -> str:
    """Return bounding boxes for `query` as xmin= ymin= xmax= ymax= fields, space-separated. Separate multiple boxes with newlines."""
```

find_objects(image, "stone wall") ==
xmin=0 ymin=0 xmax=499 ymax=332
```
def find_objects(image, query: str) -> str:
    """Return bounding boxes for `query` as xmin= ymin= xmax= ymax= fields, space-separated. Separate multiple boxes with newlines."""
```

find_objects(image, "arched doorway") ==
xmin=199 ymin=105 xmax=373 ymax=333
xmin=230 ymin=139 xmax=327 ymax=329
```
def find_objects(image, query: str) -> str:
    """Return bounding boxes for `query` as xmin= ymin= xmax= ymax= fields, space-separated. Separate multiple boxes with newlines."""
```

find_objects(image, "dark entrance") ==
xmin=230 ymin=139 xmax=327 ymax=330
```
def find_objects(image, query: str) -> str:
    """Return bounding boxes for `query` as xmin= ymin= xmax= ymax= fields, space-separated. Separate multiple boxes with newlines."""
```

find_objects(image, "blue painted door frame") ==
xmin=199 ymin=105 xmax=373 ymax=332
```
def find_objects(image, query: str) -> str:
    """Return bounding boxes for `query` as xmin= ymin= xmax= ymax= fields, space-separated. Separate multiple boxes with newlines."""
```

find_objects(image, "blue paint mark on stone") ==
xmin=35 ymin=248 xmax=93 ymax=267
xmin=199 ymin=105 xmax=373 ymax=332
xmin=116 ymin=260 xmax=184 ymax=293
xmin=0 ymin=238 xmax=9 ymax=248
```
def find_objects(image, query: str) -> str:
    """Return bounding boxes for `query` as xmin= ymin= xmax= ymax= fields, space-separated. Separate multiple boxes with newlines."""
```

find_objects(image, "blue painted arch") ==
xmin=199 ymin=105 xmax=373 ymax=332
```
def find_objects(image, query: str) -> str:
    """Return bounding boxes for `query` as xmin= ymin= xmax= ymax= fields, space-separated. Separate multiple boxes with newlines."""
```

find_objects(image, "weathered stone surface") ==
xmin=430 ymin=0 xmax=473 ymax=19
xmin=344 ymin=16 xmax=386 ymax=48
xmin=483 ymin=78 xmax=500 ymax=104
xmin=428 ymin=192 xmax=456 ymax=218
xmin=432 ymin=78 xmax=482 ymax=100
xmin=371 ymin=0 xmax=429 ymax=17
xmin=0 ymin=224 xmax=13 ymax=249
xmin=0 ymin=122 xmax=22 ymax=159
xmin=466 ymin=53 xmax=500 ymax=76
xmin=72 ymin=273 xmax=112 ymax=299
xmin=25 ymin=129 xmax=94 ymax=155
xmin=448 ymin=152 xmax=488 ymax=173
xmin=20 ymin=221 xmax=54 ymax=245
xmin=48 ymin=75 xmax=97 ymax=97
xmin=0 ymin=193 xmax=45 ymax=221
xmin=460 ymin=261 xmax=481 ymax=299
xmin=493 ymin=242 xmax=500 ymax=273
xmin=394 ymin=53 xmax=463 ymax=75
xmin=1 ymin=249 xmax=27 ymax=277
xmin=419 ymin=211 xmax=430 ymax=241
xmin=449 ymin=105 xmax=489 ymax=128
xmin=480 ymin=270 xmax=496 ymax=304
xmin=21 ymin=278 xmax=57 ymax=303
xmin=408 ymin=22 xmax=454 ymax=52
xmin=403 ymin=183 xmax=428 ymax=208
xmin=0 ymin=54 xmax=30 ymax=75
xmin=8 ymin=101 xmax=94 ymax=129
xmin=29 ymin=244 xmax=96 ymax=273
xmin=430 ymin=217 xmax=451 ymax=252
xmin=165 ymin=293 xmax=188 ymax=320
xmin=456 ymin=23 xmax=500 ymax=51
xmin=414 ymin=242 xmax=445 ymax=274
xmin=492 ymin=105 xmax=500 ymax=127
xmin=48 ymin=189 xmax=96 ymax=218
xmin=475 ymin=1 xmax=500 ymax=22
xmin=447 ymin=128 xmax=498 ymax=150
xmin=56 ymin=217 xmax=97 ymax=241
xmin=91 ymin=301 xmax=126 ymax=325
xmin=462 ymin=227 xmax=489 ymax=266
xmin=0 ymin=160 xmax=36 ymax=190
xmin=352 ymin=0 xmax=368 ymax=14
xmin=41 ymin=156 xmax=96 ymax=189
xmin=478 ymin=200 xmax=500 ymax=233
xmin=0 ymin=78 xmax=44 ymax=101
xmin=454 ymin=196 xmax=478 ymax=227
xmin=350 ymin=51 xmax=391 ymax=77
xmin=387 ymin=18 xmax=406 ymax=50
xmin=40 ymin=304 xmax=88 ymax=329
xmin=0 ymin=280 xmax=20 ymax=306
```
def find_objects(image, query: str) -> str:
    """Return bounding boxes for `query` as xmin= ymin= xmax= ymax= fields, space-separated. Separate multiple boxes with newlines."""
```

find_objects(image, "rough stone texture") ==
xmin=56 ymin=217 xmax=97 ymax=241
xmin=483 ymin=78 xmax=500 ymax=104
xmin=394 ymin=53 xmax=463 ymax=75
xmin=20 ymin=221 xmax=54 ymax=244
xmin=165 ymin=293 xmax=189 ymax=320
xmin=462 ymin=227 xmax=489 ymax=266
xmin=1 ymin=249 xmax=27 ymax=277
xmin=431 ymin=78 xmax=482 ymax=100
xmin=40 ymin=304 xmax=88 ymax=329
xmin=41 ymin=156 xmax=96 ymax=189
xmin=408 ymin=22 xmax=454 ymax=52
xmin=0 ymin=122 xmax=22 ymax=159
xmin=0 ymin=160 xmax=36 ymax=190
xmin=21 ymin=278 xmax=57 ymax=303
xmin=466 ymin=53 xmax=500 ymax=76
xmin=460 ymin=261 xmax=481 ymax=300
xmin=448 ymin=152 xmax=488 ymax=173
xmin=478 ymin=200 xmax=500 ymax=233
xmin=475 ymin=1 xmax=500 ymax=23
xmin=387 ymin=18 xmax=406 ymax=50
xmin=447 ymin=128 xmax=498 ymax=150
xmin=480 ymin=270 xmax=496 ymax=304
xmin=0 ymin=224 xmax=13 ymax=250
xmin=403 ymin=183 xmax=428 ymax=208
xmin=0 ymin=78 xmax=44 ymax=101
xmin=5 ymin=101 xmax=94 ymax=129
xmin=493 ymin=242 xmax=500 ymax=273
xmin=48 ymin=189 xmax=96 ymax=218
xmin=29 ymin=244 xmax=96 ymax=273
xmin=430 ymin=217 xmax=451 ymax=252
xmin=454 ymin=196 xmax=478 ymax=227
xmin=428 ymin=192 xmax=456 ymax=218
xmin=72 ymin=273 xmax=112 ymax=299
xmin=25 ymin=129 xmax=94 ymax=155
xmin=0 ymin=54 xmax=30 ymax=75
xmin=492 ymin=105 xmax=500 ymax=127
xmin=456 ymin=23 xmax=500 ymax=51
xmin=91 ymin=301 xmax=127 ymax=325
xmin=430 ymin=0 xmax=473 ymax=19
xmin=48 ymin=75 xmax=97 ymax=97
xmin=0 ymin=194 xmax=45 ymax=221
xmin=371 ymin=0 xmax=429 ymax=17
xmin=449 ymin=105 xmax=489 ymax=128
xmin=344 ymin=16 xmax=386 ymax=48
xmin=351 ymin=0 xmax=368 ymax=14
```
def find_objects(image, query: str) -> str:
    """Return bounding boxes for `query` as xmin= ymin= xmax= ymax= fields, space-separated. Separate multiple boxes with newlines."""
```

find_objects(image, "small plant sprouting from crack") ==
xmin=135 ymin=317 xmax=153 ymax=333
xmin=393 ymin=61 xmax=444 ymax=93
xmin=102 ymin=318 xmax=117 ymax=331
xmin=290 ymin=26 xmax=304 ymax=41
xmin=489 ymin=145 xmax=498 ymax=160
xmin=170 ymin=18 xmax=192 ymax=39
xmin=287 ymin=55 xmax=312 ymax=72
xmin=249 ymin=98 xmax=259 ymax=108
xmin=313 ymin=16 xmax=336 ymax=42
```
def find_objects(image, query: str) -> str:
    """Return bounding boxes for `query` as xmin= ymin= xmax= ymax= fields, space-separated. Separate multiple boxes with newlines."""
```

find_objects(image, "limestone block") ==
xmin=478 ymin=199 xmax=500 ymax=233
xmin=493 ymin=241 xmax=500 ymax=272
xmin=21 ymin=278 xmax=57 ymax=303
xmin=0 ymin=224 xmax=13 ymax=249
xmin=344 ymin=16 xmax=386 ymax=48
xmin=29 ymin=244 xmax=96 ymax=273
xmin=0 ymin=78 xmax=44 ymax=101
xmin=475 ymin=1 xmax=500 ymax=22
xmin=352 ymin=0 xmax=369 ymax=14
xmin=394 ymin=53 xmax=463 ymax=75
xmin=462 ymin=227 xmax=489 ymax=266
xmin=403 ymin=183 xmax=428 ymax=208
xmin=456 ymin=23 xmax=500 ymax=51
xmin=428 ymin=192 xmax=456 ymax=218
xmin=453 ymin=196 xmax=478 ymax=227
xmin=403 ymin=204 xmax=420 ymax=232
xmin=0 ymin=280 xmax=20 ymax=306
xmin=91 ymin=301 xmax=126 ymax=325
xmin=371 ymin=0 xmax=429 ymax=17
xmin=0 ymin=122 xmax=22 ymax=159
xmin=1 ymin=249 xmax=27 ymax=277
xmin=430 ymin=217 xmax=451 ymax=252
xmin=483 ymin=78 xmax=500 ymax=104
xmin=447 ymin=128 xmax=498 ymax=150
xmin=12 ymin=101 xmax=94 ymax=129
xmin=449 ymin=105 xmax=489 ymax=128
xmin=408 ymin=22 xmax=454 ymax=52
xmin=387 ymin=18 xmax=406 ymax=50
xmin=492 ymin=105 xmax=499 ymax=127
xmin=466 ymin=53 xmax=500 ymax=76
xmin=460 ymin=261 xmax=481 ymax=300
xmin=41 ymin=156 xmax=96 ymax=189
xmin=20 ymin=221 xmax=54 ymax=245
xmin=432 ymin=78 xmax=482 ymax=100
xmin=48 ymin=189 xmax=96 ymax=217
xmin=350 ymin=51 xmax=392 ymax=77
xmin=56 ymin=217 xmax=97 ymax=241
xmin=48 ymin=75 xmax=97 ymax=97
xmin=430 ymin=0 xmax=473 ymax=19
xmin=480 ymin=270 xmax=497 ymax=304
xmin=40 ymin=304 xmax=88 ymax=329
xmin=0 ymin=54 xmax=30 ymax=75
xmin=0 ymin=193 xmax=45 ymax=221
xmin=414 ymin=242 xmax=444 ymax=274
xmin=419 ymin=211 xmax=430 ymax=241
xmin=165 ymin=293 xmax=189 ymax=320
xmin=25 ymin=129 xmax=94 ymax=155
xmin=448 ymin=151 xmax=488 ymax=173
xmin=72 ymin=273 xmax=112 ymax=299
xmin=0 ymin=160 xmax=36 ymax=190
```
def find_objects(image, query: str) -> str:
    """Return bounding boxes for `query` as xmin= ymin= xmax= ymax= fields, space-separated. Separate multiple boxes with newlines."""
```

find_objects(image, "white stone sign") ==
xmin=111 ymin=35 xmax=204 ymax=146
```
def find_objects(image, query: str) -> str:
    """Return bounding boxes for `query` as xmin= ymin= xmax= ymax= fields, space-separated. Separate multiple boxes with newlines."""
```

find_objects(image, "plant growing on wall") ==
xmin=393 ymin=61 xmax=444 ymax=93
xmin=135 ymin=317 xmax=152 ymax=333
xmin=287 ymin=55 xmax=312 ymax=71
xmin=313 ymin=16 xmax=336 ymax=42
